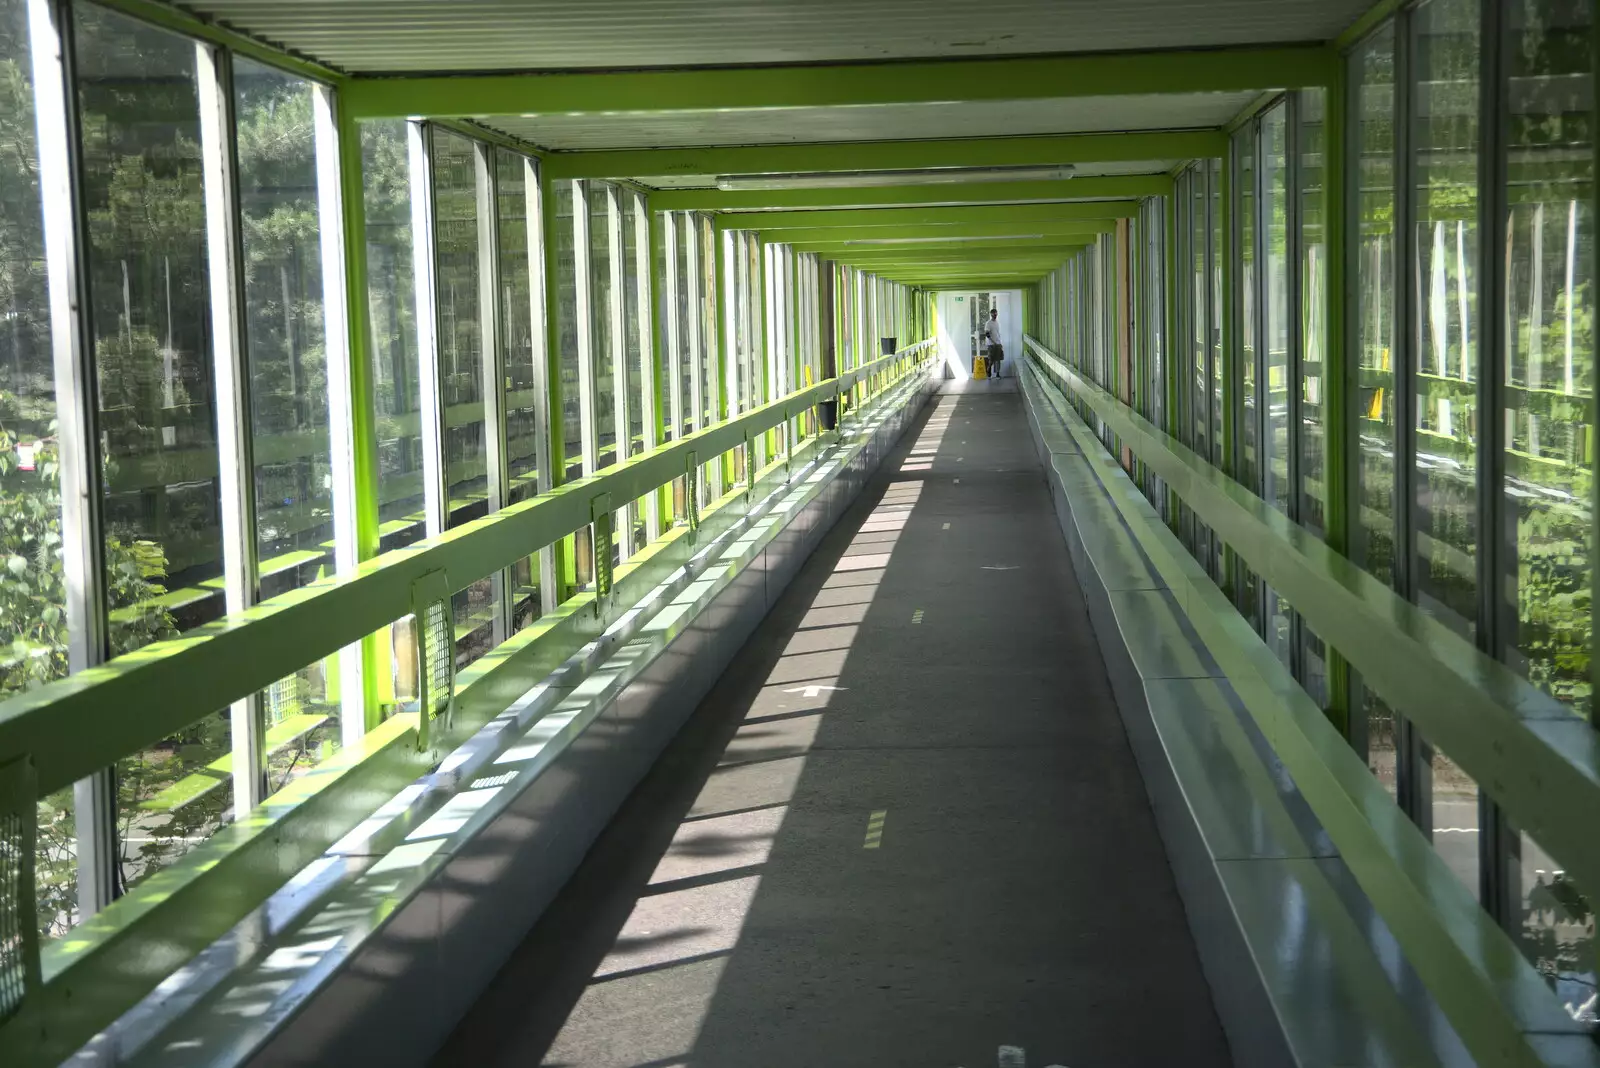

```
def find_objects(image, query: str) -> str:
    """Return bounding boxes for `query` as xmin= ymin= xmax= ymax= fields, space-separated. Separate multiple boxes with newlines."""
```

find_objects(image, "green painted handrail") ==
xmin=1022 ymin=334 xmax=1600 ymax=905
xmin=0 ymin=341 xmax=934 ymax=798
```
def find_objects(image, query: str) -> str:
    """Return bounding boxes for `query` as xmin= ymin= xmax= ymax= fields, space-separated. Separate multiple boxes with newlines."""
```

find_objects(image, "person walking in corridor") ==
xmin=984 ymin=306 xmax=1005 ymax=379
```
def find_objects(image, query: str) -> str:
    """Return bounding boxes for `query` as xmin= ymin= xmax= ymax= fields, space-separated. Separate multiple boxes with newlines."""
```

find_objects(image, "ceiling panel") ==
xmin=168 ymin=0 xmax=1369 ymax=73
xmin=481 ymin=93 xmax=1256 ymax=152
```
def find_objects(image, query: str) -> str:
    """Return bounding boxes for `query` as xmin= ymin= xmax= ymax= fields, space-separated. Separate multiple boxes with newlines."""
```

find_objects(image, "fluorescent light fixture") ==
xmin=843 ymin=234 xmax=1046 ymax=246
xmin=715 ymin=165 xmax=1075 ymax=191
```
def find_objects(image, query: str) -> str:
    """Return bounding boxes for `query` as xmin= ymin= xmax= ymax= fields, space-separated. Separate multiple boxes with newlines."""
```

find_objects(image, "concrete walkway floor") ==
xmin=435 ymin=379 xmax=1234 ymax=1068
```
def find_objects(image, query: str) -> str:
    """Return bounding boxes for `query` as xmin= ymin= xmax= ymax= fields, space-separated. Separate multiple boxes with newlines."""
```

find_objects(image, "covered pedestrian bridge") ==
xmin=0 ymin=1 xmax=1597 ymax=1066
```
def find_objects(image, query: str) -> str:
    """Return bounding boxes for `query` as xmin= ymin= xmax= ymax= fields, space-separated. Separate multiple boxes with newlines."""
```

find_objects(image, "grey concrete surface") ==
xmin=433 ymin=381 xmax=1234 ymax=1068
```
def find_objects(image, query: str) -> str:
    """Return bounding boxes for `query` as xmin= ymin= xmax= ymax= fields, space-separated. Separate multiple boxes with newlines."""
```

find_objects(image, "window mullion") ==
xmin=473 ymin=141 xmax=510 ymax=643
xmin=196 ymin=41 xmax=265 ymax=817
xmin=407 ymin=122 xmax=446 ymax=539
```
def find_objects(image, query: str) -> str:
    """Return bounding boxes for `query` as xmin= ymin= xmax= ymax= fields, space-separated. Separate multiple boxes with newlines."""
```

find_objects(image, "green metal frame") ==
xmin=1022 ymin=350 xmax=1581 ymax=1068
xmin=1025 ymin=339 xmax=1600 ymax=914
xmin=718 ymin=202 xmax=1137 ymax=231
xmin=542 ymin=131 xmax=1227 ymax=182
xmin=0 ymin=341 xmax=934 ymax=800
xmin=648 ymin=175 xmax=1172 ymax=212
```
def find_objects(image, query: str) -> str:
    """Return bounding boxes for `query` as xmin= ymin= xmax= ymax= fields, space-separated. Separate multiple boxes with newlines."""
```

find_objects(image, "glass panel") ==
xmin=555 ymin=181 xmax=582 ymax=482
xmin=431 ymin=129 xmax=487 ymax=526
xmin=1412 ymin=0 xmax=1481 ymax=637
xmin=1365 ymin=689 xmax=1399 ymax=798
xmin=496 ymin=150 xmax=541 ymax=633
xmin=430 ymin=131 xmax=497 ymax=666
xmin=623 ymin=192 xmax=645 ymax=460
xmin=1503 ymin=0 xmax=1596 ymax=1022
xmin=589 ymin=183 xmax=617 ymax=472
xmin=235 ymin=59 xmax=328 ymax=596
xmin=1262 ymin=103 xmax=1291 ymax=514
xmin=1355 ymin=24 xmax=1400 ymax=586
xmin=1237 ymin=123 xmax=1257 ymax=488
xmin=675 ymin=213 xmax=694 ymax=436
xmin=497 ymin=150 xmax=539 ymax=506
xmin=0 ymin=0 xmax=73 ymax=934
xmin=362 ymin=120 xmax=423 ymax=554
xmin=699 ymin=215 xmax=718 ymax=428
xmin=1300 ymin=88 xmax=1329 ymax=536
xmin=1427 ymin=738 xmax=1481 ymax=898
xmin=75 ymin=6 xmax=234 ymax=885
xmin=233 ymin=57 xmax=340 ymax=783
xmin=79 ymin=7 xmax=219 ymax=645
xmin=1210 ymin=158 xmax=1226 ymax=474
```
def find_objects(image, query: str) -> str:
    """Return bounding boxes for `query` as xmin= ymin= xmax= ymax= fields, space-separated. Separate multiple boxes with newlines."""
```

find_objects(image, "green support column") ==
xmin=335 ymin=105 xmax=384 ymax=729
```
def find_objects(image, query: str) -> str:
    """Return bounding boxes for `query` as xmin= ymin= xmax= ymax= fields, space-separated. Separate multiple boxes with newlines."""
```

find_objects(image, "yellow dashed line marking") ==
xmin=911 ymin=609 xmax=924 ymax=624
xmin=863 ymin=809 xmax=887 ymax=849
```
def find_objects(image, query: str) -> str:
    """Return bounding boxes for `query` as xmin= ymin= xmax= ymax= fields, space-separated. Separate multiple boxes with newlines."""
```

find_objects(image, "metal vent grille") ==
xmin=0 ymin=757 xmax=38 ymax=1027
xmin=411 ymin=571 xmax=456 ymax=750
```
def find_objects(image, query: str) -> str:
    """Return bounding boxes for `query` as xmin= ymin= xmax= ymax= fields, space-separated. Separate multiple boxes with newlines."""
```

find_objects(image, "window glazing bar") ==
xmin=407 ymin=122 xmax=446 ymax=539
xmin=520 ymin=155 xmax=558 ymax=603
xmin=195 ymin=41 xmax=265 ymax=817
xmin=474 ymin=140 xmax=511 ymax=642
xmin=604 ymin=185 xmax=630 ymax=558
xmin=574 ymin=182 xmax=599 ymax=476
xmin=630 ymin=193 xmax=661 ymax=539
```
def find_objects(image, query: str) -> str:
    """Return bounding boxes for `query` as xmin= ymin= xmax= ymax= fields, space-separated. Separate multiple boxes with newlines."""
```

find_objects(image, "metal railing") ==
xmin=0 ymin=339 xmax=935 ymax=1057
xmin=1023 ymin=332 xmax=1599 ymax=1067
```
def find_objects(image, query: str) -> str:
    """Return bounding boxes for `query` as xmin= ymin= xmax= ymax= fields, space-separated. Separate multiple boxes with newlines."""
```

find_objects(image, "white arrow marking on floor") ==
xmin=783 ymin=684 xmax=847 ymax=698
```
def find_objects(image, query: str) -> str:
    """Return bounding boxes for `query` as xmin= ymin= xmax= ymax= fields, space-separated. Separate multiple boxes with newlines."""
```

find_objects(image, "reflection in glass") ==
xmin=555 ymin=180 xmax=582 ymax=482
xmin=589 ymin=182 xmax=617 ymax=472
xmin=1502 ymin=0 xmax=1596 ymax=1021
xmin=75 ymin=5 xmax=232 ymax=889
xmin=497 ymin=149 xmax=539 ymax=505
xmin=233 ymin=57 xmax=339 ymax=786
xmin=431 ymin=129 xmax=487 ymax=524
xmin=1 ymin=0 xmax=74 ymax=934
xmin=1412 ymin=0 xmax=1481 ymax=636
xmin=1427 ymin=737 xmax=1481 ymax=898
xmin=1262 ymin=103 xmax=1290 ymax=514
xmin=1237 ymin=123 xmax=1257 ymax=489
xmin=430 ymin=130 xmax=497 ymax=667
xmin=496 ymin=149 xmax=541 ymax=632
xmin=1355 ymin=24 xmax=1399 ymax=587
xmin=363 ymin=120 xmax=423 ymax=554
xmin=1300 ymin=88 xmax=1329 ymax=536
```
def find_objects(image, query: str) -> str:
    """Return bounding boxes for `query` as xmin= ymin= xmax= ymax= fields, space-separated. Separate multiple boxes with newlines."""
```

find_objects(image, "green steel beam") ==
xmin=749 ymin=220 xmax=1114 ymax=243
xmin=649 ymin=175 xmax=1172 ymax=212
xmin=341 ymin=45 xmax=1334 ymax=120
xmin=543 ymin=131 xmax=1226 ymax=181
xmin=787 ymin=234 xmax=1096 ymax=252
xmin=797 ymin=242 xmax=1092 ymax=261
xmin=725 ymin=202 xmax=1137 ymax=231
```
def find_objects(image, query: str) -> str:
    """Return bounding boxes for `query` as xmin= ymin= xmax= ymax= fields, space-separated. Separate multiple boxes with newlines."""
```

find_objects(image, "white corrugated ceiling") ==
xmin=482 ymin=93 xmax=1257 ymax=152
xmin=169 ymin=0 xmax=1369 ymax=74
